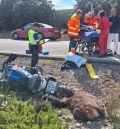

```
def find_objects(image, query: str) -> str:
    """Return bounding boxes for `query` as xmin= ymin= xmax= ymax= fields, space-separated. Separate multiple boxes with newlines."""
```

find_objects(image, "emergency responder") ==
xmin=98 ymin=10 xmax=110 ymax=57
xmin=84 ymin=12 xmax=99 ymax=29
xmin=90 ymin=15 xmax=99 ymax=28
xmin=67 ymin=9 xmax=82 ymax=54
xmin=28 ymin=23 xmax=44 ymax=67
xmin=84 ymin=13 xmax=91 ymax=25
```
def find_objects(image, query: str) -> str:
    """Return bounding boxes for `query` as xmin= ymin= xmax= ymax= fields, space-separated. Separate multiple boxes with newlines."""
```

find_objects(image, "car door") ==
xmin=19 ymin=24 xmax=32 ymax=39
xmin=38 ymin=24 xmax=46 ymax=37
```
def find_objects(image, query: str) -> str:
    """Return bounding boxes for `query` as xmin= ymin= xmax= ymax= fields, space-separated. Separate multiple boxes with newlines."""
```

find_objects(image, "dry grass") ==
xmin=38 ymin=60 xmax=54 ymax=65
xmin=104 ymin=85 xmax=120 ymax=119
xmin=97 ymin=72 xmax=120 ymax=127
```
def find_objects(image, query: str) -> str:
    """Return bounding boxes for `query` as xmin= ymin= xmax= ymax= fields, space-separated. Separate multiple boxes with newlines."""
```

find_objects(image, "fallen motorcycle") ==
xmin=0 ymin=54 xmax=74 ymax=104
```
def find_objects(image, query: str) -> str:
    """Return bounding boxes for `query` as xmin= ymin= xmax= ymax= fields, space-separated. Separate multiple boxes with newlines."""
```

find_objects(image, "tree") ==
xmin=75 ymin=0 xmax=112 ymax=21
xmin=0 ymin=0 xmax=54 ymax=31
xmin=116 ymin=0 xmax=120 ymax=15
xmin=53 ymin=9 xmax=73 ymax=29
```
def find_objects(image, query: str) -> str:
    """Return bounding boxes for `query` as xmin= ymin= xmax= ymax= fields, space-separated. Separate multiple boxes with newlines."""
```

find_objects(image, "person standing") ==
xmin=107 ymin=8 xmax=120 ymax=55
xmin=98 ymin=10 xmax=110 ymax=57
xmin=67 ymin=9 xmax=81 ymax=54
xmin=28 ymin=23 xmax=44 ymax=67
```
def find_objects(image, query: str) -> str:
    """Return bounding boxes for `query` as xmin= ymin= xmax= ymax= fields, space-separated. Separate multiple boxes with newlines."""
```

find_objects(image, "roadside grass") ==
xmin=0 ymin=84 xmax=68 ymax=129
xmin=39 ymin=60 xmax=54 ymax=66
xmin=113 ymin=119 xmax=120 ymax=129
xmin=103 ymin=84 xmax=120 ymax=128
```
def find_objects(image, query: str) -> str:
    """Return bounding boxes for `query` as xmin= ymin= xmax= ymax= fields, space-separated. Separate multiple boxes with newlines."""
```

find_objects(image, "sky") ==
xmin=51 ymin=0 xmax=76 ymax=10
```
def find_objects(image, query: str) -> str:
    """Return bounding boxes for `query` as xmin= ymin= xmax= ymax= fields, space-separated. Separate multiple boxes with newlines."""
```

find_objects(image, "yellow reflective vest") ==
xmin=28 ymin=29 xmax=45 ymax=45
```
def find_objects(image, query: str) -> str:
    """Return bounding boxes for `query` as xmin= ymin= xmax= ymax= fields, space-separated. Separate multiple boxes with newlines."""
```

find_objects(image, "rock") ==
xmin=0 ymin=95 xmax=5 ymax=97
xmin=87 ymin=121 xmax=92 ymax=126
xmin=75 ymin=123 xmax=82 ymax=128
xmin=69 ymin=126 xmax=75 ymax=129
xmin=64 ymin=116 xmax=73 ymax=122
xmin=56 ymin=110 xmax=63 ymax=116
xmin=73 ymin=88 xmax=79 ymax=92
xmin=103 ymin=120 xmax=109 ymax=127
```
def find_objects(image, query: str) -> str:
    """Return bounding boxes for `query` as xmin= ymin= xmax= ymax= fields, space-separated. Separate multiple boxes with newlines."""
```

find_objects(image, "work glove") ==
xmin=39 ymin=39 xmax=45 ymax=45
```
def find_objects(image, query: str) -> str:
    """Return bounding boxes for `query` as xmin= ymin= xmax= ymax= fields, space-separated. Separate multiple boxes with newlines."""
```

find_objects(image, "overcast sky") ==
xmin=51 ymin=0 xmax=76 ymax=10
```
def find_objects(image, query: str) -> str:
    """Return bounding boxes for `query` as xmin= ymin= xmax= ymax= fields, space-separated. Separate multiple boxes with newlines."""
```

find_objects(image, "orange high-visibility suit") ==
xmin=84 ymin=16 xmax=91 ymax=25
xmin=90 ymin=17 xmax=99 ymax=28
xmin=67 ymin=14 xmax=80 ymax=53
xmin=84 ymin=16 xmax=99 ymax=28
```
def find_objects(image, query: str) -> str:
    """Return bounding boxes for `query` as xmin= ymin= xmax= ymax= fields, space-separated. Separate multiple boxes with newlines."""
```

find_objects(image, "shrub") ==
xmin=0 ymin=96 xmax=68 ymax=129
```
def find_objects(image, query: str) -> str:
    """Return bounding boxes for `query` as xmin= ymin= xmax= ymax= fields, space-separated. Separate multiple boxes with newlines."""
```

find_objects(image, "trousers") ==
xmin=69 ymin=37 xmax=77 ymax=53
xmin=29 ymin=44 xmax=39 ymax=67
xmin=107 ymin=33 xmax=119 ymax=53
xmin=99 ymin=31 xmax=108 ymax=56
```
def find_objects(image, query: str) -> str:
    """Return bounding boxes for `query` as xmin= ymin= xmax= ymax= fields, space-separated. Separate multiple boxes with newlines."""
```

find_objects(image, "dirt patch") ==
xmin=0 ymin=55 xmax=120 ymax=129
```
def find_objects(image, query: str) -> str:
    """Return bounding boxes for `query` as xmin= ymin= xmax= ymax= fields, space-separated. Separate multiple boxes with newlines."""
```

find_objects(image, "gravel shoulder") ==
xmin=0 ymin=55 xmax=120 ymax=129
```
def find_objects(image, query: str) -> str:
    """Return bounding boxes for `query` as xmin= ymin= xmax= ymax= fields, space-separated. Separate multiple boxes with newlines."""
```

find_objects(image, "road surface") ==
xmin=0 ymin=39 xmax=120 ymax=56
xmin=0 ymin=39 xmax=69 ymax=56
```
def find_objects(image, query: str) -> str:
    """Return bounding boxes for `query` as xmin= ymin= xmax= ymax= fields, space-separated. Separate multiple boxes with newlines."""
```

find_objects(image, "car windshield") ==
xmin=24 ymin=23 xmax=33 ymax=30
xmin=23 ymin=23 xmax=53 ymax=30
xmin=39 ymin=23 xmax=53 ymax=28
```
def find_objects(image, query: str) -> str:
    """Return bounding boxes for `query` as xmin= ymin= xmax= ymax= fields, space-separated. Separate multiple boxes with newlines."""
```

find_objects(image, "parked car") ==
xmin=11 ymin=23 xmax=61 ymax=40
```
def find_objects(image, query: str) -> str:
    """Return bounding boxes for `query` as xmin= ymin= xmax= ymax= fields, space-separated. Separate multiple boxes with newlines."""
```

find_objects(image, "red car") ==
xmin=11 ymin=23 xmax=61 ymax=40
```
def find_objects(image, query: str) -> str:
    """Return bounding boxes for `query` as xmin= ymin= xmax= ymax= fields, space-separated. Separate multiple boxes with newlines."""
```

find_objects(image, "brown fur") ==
xmin=60 ymin=93 xmax=107 ymax=121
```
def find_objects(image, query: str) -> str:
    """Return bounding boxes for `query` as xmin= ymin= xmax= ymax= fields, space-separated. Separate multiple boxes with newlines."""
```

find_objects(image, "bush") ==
xmin=0 ymin=96 xmax=68 ymax=129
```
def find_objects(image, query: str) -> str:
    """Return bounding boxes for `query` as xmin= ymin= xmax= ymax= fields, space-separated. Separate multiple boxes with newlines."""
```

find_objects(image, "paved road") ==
xmin=0 ymin=39 xmax=69 ymax=56
xmin=0 ymin=39 xmax=120 ymax=57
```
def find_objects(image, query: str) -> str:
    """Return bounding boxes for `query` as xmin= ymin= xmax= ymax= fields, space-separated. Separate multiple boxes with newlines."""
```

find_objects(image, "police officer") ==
xmin=28 ymin=23 xmax=44 ymax=67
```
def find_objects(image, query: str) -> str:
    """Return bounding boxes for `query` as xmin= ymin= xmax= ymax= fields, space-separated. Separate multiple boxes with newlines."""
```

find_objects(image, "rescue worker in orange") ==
xmin=90 ymin=14 xmax=98 ymax=27
xmin=67 ymin=9 xmax=82 ymax=54
xmin=84 ymin=12 xmax=99 ymax=28
xmin=84 ymin=13 xmax=91 ymax=25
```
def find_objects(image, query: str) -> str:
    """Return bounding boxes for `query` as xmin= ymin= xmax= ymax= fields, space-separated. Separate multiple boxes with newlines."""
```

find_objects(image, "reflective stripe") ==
xmin=71 ymin=48 xmax=75 ymax=50
xmin=36 ymin=39 xmax=40 ymax=42
xmin=69 ymin=27 xmax=76 ymax=30
xmin=68 ymin=31 xmax=78 ymax=36
xmin=76 ymin=25 xmax=79 ymax=28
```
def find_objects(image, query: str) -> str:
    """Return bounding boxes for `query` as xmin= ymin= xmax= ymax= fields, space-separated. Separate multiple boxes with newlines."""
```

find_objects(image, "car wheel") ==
xmin=13 ymin=33 xmax=19 ymax=40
